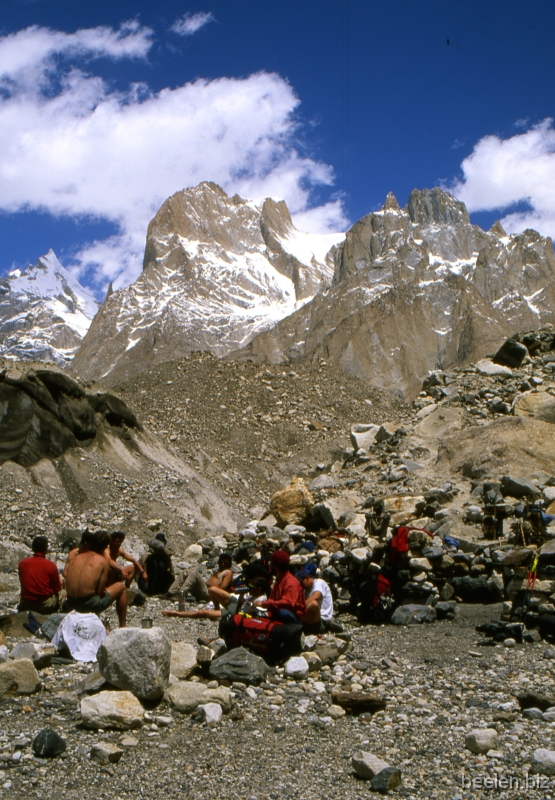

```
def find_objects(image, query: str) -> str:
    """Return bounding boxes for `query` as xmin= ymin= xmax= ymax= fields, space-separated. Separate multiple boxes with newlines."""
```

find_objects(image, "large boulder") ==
xmin=514 ymin=392 xmax=555 ymax=425
xmin=312 ymin=491 xmax=363 ymax=528
xmin=97 ymin=627 xmax=171 ymax=700
xmin=493 ymin=338 xmax=528 ymax=368
xmin=350 ymin=424 xmax=379 ymax=452
xmin=0 ymin=658 xmax=41 ymax=695
xmin=501 ymin=474 xmax=541 ymax=499
xmin=476 ymin=359 xmax=512 ymax=376
xmin=270 ymin=478 xmax=313 ymax=526
xmin=390 ymin=605 xmax=436 ymax=626
xmin=10 ymin=642 xmax=56 ymax=670
xmin=165 ymin=682 xmax=232 ymax=714
xmin=209 ymin=647 xmax=269 ymax=685
xmin=80 ymin=690 xmax=144 ymax=730
xmin=170 ymin=642 xmax=197 ymax=680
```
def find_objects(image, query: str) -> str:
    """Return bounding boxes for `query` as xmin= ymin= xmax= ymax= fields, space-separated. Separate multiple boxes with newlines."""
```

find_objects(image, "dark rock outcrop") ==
xmin=0 ymin=360 xmax=140 ymax=467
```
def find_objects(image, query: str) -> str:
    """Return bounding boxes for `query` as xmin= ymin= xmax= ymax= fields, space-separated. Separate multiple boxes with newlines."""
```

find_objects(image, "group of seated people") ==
xmin=18 ymin=531 xmax=338 ymax=634
xmin=163 ymin=549 xmax=338 ymax=633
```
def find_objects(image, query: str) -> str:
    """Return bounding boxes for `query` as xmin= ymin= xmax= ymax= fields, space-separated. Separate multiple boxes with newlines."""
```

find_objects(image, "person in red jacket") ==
xmin=18 ymin=536 xmax=63 ymax=614
xmin=256 ymin=550 xmax=306 ymax=623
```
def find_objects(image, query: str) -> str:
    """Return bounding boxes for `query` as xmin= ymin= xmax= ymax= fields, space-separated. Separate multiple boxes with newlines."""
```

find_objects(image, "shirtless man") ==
xmin=64 ymin=531 xmax=128 ymax=627
xmin=62 ymin=530 xmax=93 ymax=585
xmin=163 ymin=575 xmax=270 ymax=620
xmin=108 ymin=531 xmax=146 ymax=587
xmin=178 ymin=554 xmax=233 ymax=610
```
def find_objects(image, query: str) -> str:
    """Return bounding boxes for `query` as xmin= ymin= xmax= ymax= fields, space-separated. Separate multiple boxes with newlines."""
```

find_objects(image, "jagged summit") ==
xmin=0 ymin=250 xmax=99 ymax=366
xmin=232 ymin=187 xmax=555 ymax=399
xmin=71 ymin=182 xmax=344 ymax=385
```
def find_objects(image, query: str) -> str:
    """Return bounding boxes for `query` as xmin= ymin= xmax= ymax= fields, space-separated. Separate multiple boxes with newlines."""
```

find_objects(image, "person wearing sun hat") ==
xmin=255 ymin=549 xmax=306 ymax=624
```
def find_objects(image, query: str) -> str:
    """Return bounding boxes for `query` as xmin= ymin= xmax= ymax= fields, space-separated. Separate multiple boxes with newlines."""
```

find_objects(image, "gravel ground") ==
xmin=0 ymin=601 xmax=554 ymax=800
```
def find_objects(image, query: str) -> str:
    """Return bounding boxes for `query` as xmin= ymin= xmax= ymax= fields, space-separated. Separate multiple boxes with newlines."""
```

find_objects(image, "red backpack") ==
xmin=229 ymin=613 xmax=282 ymax=655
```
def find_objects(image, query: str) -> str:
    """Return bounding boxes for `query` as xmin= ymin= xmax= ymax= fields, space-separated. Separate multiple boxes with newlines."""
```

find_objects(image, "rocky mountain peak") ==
xmin=0 ymin=250 xmax=98 ymax=367
xmin=71 ymin=183 xmax=344 ymax=386
xmin=383 ymin=191 xmax=401 ymax=211
xmin=489 ymin=220 xmax=507 ymax=237
xmin=233 ymin=189 xmax=555 ymax=400
xmin=407 ymin=187 xmax=470 ymax=227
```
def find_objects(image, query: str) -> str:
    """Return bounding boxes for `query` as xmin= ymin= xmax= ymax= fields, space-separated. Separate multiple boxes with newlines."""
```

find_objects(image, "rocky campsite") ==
xmin=2 ymin=185 xmax=555 ymax=800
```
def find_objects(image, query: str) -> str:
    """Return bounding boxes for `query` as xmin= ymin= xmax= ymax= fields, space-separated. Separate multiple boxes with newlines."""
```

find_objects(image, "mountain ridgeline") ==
xmin=2 ymin=183 xmax=555 ymax=399
xmin=232 ymin=188 xmax=555 ymax=398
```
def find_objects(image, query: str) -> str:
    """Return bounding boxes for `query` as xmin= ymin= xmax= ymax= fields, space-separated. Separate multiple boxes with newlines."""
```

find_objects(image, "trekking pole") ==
xmin=522 ymin=554 xmax=539 ymax=612
xmin=519 ymin=519 xmax=528 ymax=547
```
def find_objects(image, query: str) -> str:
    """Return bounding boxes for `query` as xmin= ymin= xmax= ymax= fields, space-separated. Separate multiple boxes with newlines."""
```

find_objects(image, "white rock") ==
xmin=409 ymin=557 xmax=432 ymax=572
xmin=197 ymin=702 xmax=222 ymax=725
xmin=98 ymin=627 xmax=171 ymax=700
xmin=328 ymin=705 xmax=346 ymax=720
xmin=352 ymin=751 xmax=390 ymax=779
xmin=81 ymin=690 xmax=144 ymax=730
xmin=532 ymin=748 xmax=555 ymax=775
xmin=165 ymin=681 xmax=232 ymax=713
xmin=465 ymin=729 xmax=498 ymax=754
xmin=9 ymin=642 xmax=55 ymax=670
xmin=284 ymin=657 xmax=309 ymax=679
xmin=476 ymin=359 xmax=512 ymax=376
xmin=350 ymin=424 xmax=379 ymax=452
xmin=184 ymin=544 xmax=203 ymax=561
xmin=170 ymin=642 xmax=197 ymax=680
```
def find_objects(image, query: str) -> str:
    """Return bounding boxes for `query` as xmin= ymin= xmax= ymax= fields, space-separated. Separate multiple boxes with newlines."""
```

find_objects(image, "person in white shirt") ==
xmin=296 ymin=569 xmax=334 ymax=628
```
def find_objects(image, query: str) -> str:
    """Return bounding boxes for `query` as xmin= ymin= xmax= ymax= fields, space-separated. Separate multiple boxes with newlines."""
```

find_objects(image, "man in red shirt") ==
xmin=257 ymin=550 xmax=306 ymax=623
xmin=18 ymin=536 xmax=63 ymax=614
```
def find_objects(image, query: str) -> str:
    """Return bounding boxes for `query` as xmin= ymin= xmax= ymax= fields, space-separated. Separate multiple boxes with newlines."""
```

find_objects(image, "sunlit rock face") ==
xmin=234 ymin=188 xmax=555 ymax=399
xmin=71 ymin=182 xmax=342 ymax=385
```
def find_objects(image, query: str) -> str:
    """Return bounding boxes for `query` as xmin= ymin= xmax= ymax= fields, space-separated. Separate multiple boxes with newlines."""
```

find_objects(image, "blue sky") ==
xmin=1 ymin=0 xmax=555 ymax=294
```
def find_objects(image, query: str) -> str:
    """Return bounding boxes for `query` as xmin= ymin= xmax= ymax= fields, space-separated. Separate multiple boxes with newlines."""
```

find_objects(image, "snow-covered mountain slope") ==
xmin=0 ymin=251 xmax=99 ymax=366
xmin=232 ymin=188 xmax=555 ymax=399
xmin=71 ymin=182 xmax=343 ymax=385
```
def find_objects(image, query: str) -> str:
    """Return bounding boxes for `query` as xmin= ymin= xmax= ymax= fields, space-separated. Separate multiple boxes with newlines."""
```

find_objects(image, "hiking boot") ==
xmin=326 ymin=619 xmax=344 ymax=633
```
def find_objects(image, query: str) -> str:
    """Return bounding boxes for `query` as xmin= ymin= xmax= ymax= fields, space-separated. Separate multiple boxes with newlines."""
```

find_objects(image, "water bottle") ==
xmin=178 ymin=590 xmax=186 ymax=612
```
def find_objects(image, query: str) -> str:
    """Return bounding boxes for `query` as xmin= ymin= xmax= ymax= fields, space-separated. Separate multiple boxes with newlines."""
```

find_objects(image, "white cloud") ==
xmin=171 ymin=12 xmax=215 ymax=37
xmin=0 ymin=21 xmax=152 ymax=93
xmin=0 ymin=22 xmax=346 ymax=292
xmin=451 ymin=119 xmax=555 ymax=239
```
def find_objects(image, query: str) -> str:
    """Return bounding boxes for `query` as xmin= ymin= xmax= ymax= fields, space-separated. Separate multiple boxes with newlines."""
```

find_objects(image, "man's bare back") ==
xmin=65 ymin=551 xmax=109 ymax=598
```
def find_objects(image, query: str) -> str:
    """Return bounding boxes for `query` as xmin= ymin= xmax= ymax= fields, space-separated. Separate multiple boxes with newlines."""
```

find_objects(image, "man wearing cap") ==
xmin=255 ymin=550 xmax=305 ymax=624
xmin=296 ymin=568 xmax=334 ymax=631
